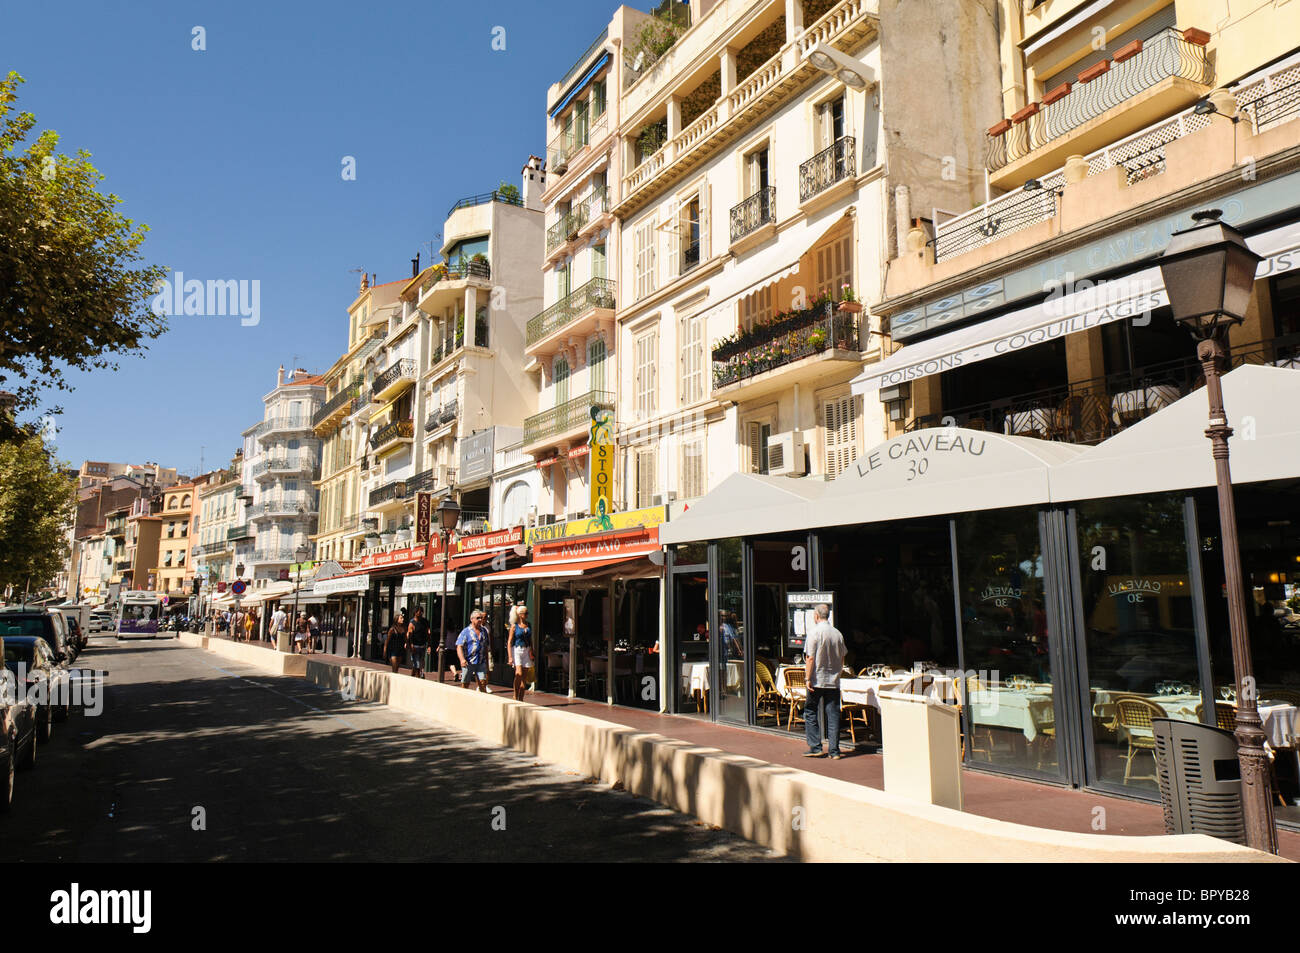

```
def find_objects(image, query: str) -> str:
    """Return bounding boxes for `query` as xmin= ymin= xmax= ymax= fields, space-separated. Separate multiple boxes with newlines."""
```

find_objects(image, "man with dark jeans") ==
xmin=803 ymin=603 xmax=847 ymax=760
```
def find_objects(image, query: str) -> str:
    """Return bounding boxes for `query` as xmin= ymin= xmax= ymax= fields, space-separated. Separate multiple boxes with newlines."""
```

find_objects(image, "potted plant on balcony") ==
xmin=837 ymin=284 xmax=862 ymax=313
xmin=363 ymin=530 xmax=380 ymax=550
xmin=379 ymin=527 xmax=397 ymax=547
xmin=395 ymin=522 xmax=413 ymax=544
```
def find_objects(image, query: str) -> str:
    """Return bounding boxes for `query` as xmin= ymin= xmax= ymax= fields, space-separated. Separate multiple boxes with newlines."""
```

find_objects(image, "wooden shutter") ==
xmin=747 ymin=421 xmax=764 ymax=474
xmin=815 ymin=233 xmax=853 ymax=299
xmin=823 ymin=395 xmax=860 ymax=478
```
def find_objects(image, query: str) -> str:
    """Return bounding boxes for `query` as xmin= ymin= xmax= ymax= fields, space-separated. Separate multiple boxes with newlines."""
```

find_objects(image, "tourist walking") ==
xmin=407 ymin=606 xmax=430 ymax=678
xmin=456 ymin=610 xmax=490 ymax=692
xmin=270 ymin=605 xmax=287 ymax=646
xmin=803 ymin=603 xmax=847 ymax=760
xmin=385 ymin=611 xmax=407 ymax=673
xmin=508 ymin=605 xmax=532 ymax=701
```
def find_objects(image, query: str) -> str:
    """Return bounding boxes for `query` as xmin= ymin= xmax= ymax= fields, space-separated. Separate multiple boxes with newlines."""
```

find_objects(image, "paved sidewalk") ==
xmin=216 ymin=636 xmax=1300 ymax=859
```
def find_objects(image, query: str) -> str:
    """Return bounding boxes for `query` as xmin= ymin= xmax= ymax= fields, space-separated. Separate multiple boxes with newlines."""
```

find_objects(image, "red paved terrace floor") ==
xmin=227 ymin=637 xmax=1300 ymax=860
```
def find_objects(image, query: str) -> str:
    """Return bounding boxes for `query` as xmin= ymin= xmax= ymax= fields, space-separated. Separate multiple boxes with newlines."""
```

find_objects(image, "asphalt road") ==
xmin=3 ymin=635 xmax=780 ymax=862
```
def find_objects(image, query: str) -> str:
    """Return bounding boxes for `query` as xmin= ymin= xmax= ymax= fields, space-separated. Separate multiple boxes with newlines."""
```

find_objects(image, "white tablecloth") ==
xmin=681 ymin=661 xmax=742 ymax=695
xmin=967 ymin=687 xmax=1056 ymax=741
xmin=839 ymin=674 xmax=956 ymax=709
xmin=1092 ymin=691 xmax=1299 ymax=749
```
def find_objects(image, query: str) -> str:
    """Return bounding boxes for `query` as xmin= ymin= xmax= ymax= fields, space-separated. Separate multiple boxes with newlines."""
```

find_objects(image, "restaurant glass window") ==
xmin=672 ymin=544 xmax=710 ymax=716
xmin=614 ymin=577 xmax=660 ymax=709
xmin=714 ymin=537 xmax=746 ymax=724
xmin=955 ymin=507 xmax=1059 ymax=777
xmin=1074 ymin=492 xmax=1201 ymax=793
xmin=752 ymin=534 xmax=811 ymax=728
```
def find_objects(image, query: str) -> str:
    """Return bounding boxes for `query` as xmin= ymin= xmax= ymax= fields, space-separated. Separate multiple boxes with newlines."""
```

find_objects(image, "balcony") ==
xmin=368 ymin=479 xmax=409 ymax=509
xmin=546 ymin=204 xmax=590 ymax=256
xmin=525 ymin=278 xmax=616 ymax=352
xmin=252 ymin=548 xmax=299 ymax=564
xmin=906 ymin=334 xmax=1300 ymax=445
xmin=712 ymin=303 xmax=862 ymax=399
xmin=416 ymin=259 xmax=492 ymax=316
xmin=986 ymin=27 xmax=1212 ymax=189
xmin=227 ymin=524 xmax=252 ymax=541
xmin=523 ymin=390 xmax=614 ymax=452
xmin=799 ymin=137 xmax=856 ymax=210
xmin=257 ymin=415 xmax=313 ymax=441
xmin=446 ymin=190 xmax=523 ymax=219
xmin=252 ymin=455 xmax=317 ymax=481
xmin=547 ymin=105 xmax=611 ymax=178
xmin=370 ymin=359 xmax=417 ymax=403
xmin=730 ymin=186 xmax=776 ymax=252
xmin=312 ymin=378 xmax=363 ymax=429
xmin=369 ymin=418 xmax=414 ymax=455
xmin=250 ymin=497 xmax=318 ymax=521
xmin=192 ymin=540 xmax=228 ymax=556
xmin=425 ymin=400 xmax=460 ymax=432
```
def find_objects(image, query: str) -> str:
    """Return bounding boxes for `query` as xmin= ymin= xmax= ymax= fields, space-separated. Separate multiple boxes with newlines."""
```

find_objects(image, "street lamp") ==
xmin=435 ymin=491 xmax=461 ymax=683
xmin=292 ymin=542 xmax=311 ymax=652
xmin=802 ymin=41 xmax=874 ymax=90
xmin=1158 ymin=207 xmax=1276 ymax=854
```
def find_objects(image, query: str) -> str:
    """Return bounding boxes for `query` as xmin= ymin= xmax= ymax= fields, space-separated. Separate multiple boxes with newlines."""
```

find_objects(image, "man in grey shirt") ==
xmin=803 ymin=603 xmax=847 ymax=759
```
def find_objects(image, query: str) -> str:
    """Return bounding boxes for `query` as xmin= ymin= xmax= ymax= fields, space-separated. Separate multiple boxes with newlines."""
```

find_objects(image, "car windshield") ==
xmin=0 ymin=617 xmax=50 ymax=638
xmin=3 ymin=641 xmax=35 ymax=667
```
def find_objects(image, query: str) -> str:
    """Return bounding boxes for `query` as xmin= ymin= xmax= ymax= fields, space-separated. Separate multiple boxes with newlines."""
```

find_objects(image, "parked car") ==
xmin=1 ymin=639 xmax=41 ymax=803
xmin=0 ymin=608 xmax=71 ymax=667
xmin=89 ymin=611 xmax=114 ymax=634
xmin=3 ymin=636 xmax=70 ymax=731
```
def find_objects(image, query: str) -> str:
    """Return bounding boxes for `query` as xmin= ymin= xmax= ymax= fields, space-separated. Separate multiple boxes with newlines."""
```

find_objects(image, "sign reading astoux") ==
xmin=590 ymin=405 xmax=614 ymax=521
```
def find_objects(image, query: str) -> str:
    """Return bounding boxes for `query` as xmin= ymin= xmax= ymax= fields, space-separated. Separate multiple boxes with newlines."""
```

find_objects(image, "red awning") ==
xmin=403 ymin=549 xmax=509 ymax=580
xmin=466 ymin=549 xmax=659 ymax=583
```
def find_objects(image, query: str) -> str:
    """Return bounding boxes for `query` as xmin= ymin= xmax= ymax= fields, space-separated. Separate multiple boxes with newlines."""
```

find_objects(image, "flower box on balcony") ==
xmin=1010 ymin=102 xmax=1040 ymax=123
xmin=1112 ymin=39 xmax=1143 ymax=63
xmin=1042 ymin=82 xmax=1071 ymax=106
xmin=837 ymin=301 xmax=863 ymax=313
xmin=1077 ymin=60 xmax=1110 ymax=84
xmin=1182 ymin=27 xmax=1210 ymax=46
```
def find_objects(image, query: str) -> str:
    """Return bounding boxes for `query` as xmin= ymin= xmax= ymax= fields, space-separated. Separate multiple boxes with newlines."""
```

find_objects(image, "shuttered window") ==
xmin=740 ymin=286 xmax=773 ymax=329
xmin=635 ymin=329 xmax=658 ymax=421
xmin=636 ymin=448 xmax=658 ymax=508
xmin=680 ymin=436 xmax=705 ymax=499
xmin=679 ymin=312 xmax=704 ymax=404
xmin=746 ymin=420 xmax=771 ymax=475
xmin=635 ymin=216 xmax=657 ymax=300
xmin=814 ymin=233 xmax=853 ymax=300
xmin=554 ymin=355 xmax=569 ymax=407
xmin=823 ymin=394 xmax=860 ymax=479
xmin=588 ymin=337 xmax=606 ymax=393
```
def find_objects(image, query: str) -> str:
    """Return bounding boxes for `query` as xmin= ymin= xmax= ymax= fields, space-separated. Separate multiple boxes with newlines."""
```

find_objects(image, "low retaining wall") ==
xmin=177 ymin=633 xmax=208 ymax=650
xmin=300 ymin=658 xmax=1283 ymax=864
xmin=192 ymin=635 xmax=306 ymax=677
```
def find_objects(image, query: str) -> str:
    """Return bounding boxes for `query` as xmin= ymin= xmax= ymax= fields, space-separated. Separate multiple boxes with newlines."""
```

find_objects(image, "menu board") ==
xmin=786 ymin=591 xmax=834 ymax=653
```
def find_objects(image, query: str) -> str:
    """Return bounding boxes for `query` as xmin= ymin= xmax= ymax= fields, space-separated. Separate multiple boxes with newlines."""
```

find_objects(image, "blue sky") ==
xmin=2 ymin=0 xmax=621 ymax=474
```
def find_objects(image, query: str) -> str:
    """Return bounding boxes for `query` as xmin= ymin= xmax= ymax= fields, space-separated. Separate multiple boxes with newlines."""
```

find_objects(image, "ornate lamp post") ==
xmin=292 ymin=542 xmax=311 ymax=652
xmin=1158 ymin=208 xmax=1276 ymax=854
xmin=434 ymin=492 xmax=461 ymax=683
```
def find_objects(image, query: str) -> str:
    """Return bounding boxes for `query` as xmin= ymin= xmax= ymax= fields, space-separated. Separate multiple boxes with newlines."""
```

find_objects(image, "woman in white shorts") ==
xmin=509 ymin=605 xmax=533 ymax=702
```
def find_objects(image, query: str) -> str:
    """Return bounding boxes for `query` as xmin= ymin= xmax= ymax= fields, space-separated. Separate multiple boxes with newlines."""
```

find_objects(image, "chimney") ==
xmin=294 ymin=368 xmax=309 ymax=382
xmin=360 ymin=272 xmax=369 ymax=292
xmin=411 ymin=253 xmax=420 ymax=278
xmin=522 ymin=154 xmax=548 ymax=212
xmin=277 ymin=364 xmax=285 ymax=386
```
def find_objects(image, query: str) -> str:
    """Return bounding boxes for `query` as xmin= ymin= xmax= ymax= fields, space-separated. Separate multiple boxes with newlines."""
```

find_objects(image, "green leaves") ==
xmin=0 ymin=72 xmax=168 ymax=429
xmin=0 ymin=435 xmax=76 ymax=595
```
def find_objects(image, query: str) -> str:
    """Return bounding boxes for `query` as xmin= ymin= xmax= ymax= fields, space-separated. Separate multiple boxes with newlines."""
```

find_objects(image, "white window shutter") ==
xmin=700 ymin=183 xmax=711 ymax=261
xmin=747 ymin=421 xmax=762 ymax=474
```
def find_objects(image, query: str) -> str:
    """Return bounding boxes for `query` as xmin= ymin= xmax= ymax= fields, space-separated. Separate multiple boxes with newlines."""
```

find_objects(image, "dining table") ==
xmin=680 ymin=661 xmax=743 ymax=711
xmin=1091 ymin=690 xmax=1299 ymax=750
xmin=966 ymin=685 xmax=1056 ymax=742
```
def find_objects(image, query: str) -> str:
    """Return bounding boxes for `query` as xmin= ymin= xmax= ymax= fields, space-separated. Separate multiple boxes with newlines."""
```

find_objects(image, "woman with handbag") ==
xmin=385 ymin=611 xmax=407 ymax=673
xmin=509 ymin=606 xmax=533 ymax=701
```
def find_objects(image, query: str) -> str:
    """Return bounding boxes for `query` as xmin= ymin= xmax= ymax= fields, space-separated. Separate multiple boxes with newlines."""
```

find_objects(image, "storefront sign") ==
xmin=216 ymin=581 xmax=227 ymax=593
xmin=456 ymin=525 xmax=522 ymax=555
xmin=525 ymin=504 xmax=666 ymax=547
xmin=415 ymin=491 xmax=432 ymax=544
xmin=533 ymin=526 xmax=660 ymax=563
xmin=590 ymin=406 xmax=614 ymax=520
xmin=458 ymin=428 xmax=495 ymax=483
xmin=357 ymin=543 xmax=427 ymax=571
xmin=314 ymin=573 xmax=371 ymax=595
xmin=400 ymin=571 xmax=458 ymax=595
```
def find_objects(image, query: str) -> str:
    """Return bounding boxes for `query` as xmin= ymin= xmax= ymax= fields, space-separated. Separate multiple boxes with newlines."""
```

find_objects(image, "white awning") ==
xmin=856 ymin=217 xmax=1300 ymax=398
xmin=659 ymin=472 xmax=830 ymax=545
xmin=313 ymin=573 xmax=370 ymax=595
xmin=1050 ymin=364 xmax=1300 ymax=501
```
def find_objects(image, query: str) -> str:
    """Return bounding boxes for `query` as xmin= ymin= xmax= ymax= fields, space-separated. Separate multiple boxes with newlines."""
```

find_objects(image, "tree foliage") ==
xmin=0 ymin=435 xmax=76 ymax=596
xmin=0 ymin=71 xmax=168 ymax=435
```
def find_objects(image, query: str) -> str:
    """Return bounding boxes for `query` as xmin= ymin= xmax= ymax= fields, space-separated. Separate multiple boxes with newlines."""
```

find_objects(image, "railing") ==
xmin=498 ymin=441 xmax=527 ymax=470
xmin=260 ymin=415 xmax=312 ymax=435
xmin=934 ymin=176 xmax=1064 ymax=262
xmin=440 ymin=399 xmax=459 ymax=424
xmin=252 ymin=455 xmax=317 ymax=478
xmin=548 ymin=105 xmax=610 ymax=174
xmin=524 ymin=390 xmax=615 ymax=446
xmin=311 ymin=377 xmax=363 ymax=427
xmin=586 ymin=185 xmax=610 ymax=218
xmin=253 ymin=548 xmax=300 ymax=563
xmin=458 ymin=509 xmax=490 ymax=527
xmin=361 ymin=517 xmax=379 ymax=531
xmin=227 ymin=524 xmax=252 ymax=540
xmin=546 ymin=203 xmax=590 ymax=253
xmin=556 ymin=28 xmax=609 ymax=96
xmin=712 ymin=304 xmax=861 ymax=389
xmin=730 ymin=187 xmax=775 ymax=243
xmin=252 ymin=497 xmax=317 ymax=518
xmin=368 ymin=480 xmax=408 ymax=507
xmin=372 ymin=359 xmax=417 ymax=395
xmin=680 ymin=237 xmax=701 ymax=274
xmin=407 ymin=468 xmax=436 ymax=494
xmin=987 ymin=28 xmax=1212 ymax=171
xmin=1242 ymin=74 xmax=1300 ymax=134
xmin=192 ymin=540 xmax=228 ymax=556
xmin=906 ymin=334 xmax=1300 ymax=445
xmin=369 ymin=419 xmax=414 ymax=450
xmin=800 ymin=137 xmax=856 ymax=202
xmin=526 ymin=278 xmax=617 ymax=346
xmin=446 ymin=190 xmax=522 ymax=218
xmin=340 ymin=513 xmax=359 ymax=532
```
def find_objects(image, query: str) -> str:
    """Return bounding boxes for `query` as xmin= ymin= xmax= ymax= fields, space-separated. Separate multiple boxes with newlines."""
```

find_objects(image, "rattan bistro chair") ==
xmin=1195 ymin=700 xmax=1238 ymax=732
xmin=783 ymin=667 xmax=808 ymax=731
xmin=755 ymin=661 xmax=786 ymax=727
xmin=1116 ymin=697 xmax=1168 ymax=784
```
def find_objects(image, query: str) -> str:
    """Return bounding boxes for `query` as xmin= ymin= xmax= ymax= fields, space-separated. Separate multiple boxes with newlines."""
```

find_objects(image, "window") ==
xmin=745 ymin=144 xmax=770 ymax=194
xmin=680 ymin=436 xmax=705 ymax=499
xmin=814 ymin=232 xmax=853 ymax=300
xmin=681 ymin=196 xmax=701 ymax=273
xmin=634 ymin=216 xmax=657 ymax=300
xmin=588 ymin=337 xmax=606 ymax=393
xmin=746 ymin=421 xmax=772 ymax=474
xmin=636 ymin=448 xmax=658 ymax=509
xmin=634 ymin=329 xmax=658 ymax=421
xmin=553 ymin=355 xmax=570 ymax=407
xmin=740 ymin=286 xmax=773 ymax=330
xmin=816 ymin=94 xmax=846 ymax=150
xmin=592 ymin=79 xmax=607 ymax=118
xmin=557 ymin=258 xmax=572 ymax=299
xmin=823 ymin=394 xmax=860 ymax=479
xmin=679 ymin=311 xmax=704 ymax=404
xmin=591 ymin=243 xmax=607 ymax=280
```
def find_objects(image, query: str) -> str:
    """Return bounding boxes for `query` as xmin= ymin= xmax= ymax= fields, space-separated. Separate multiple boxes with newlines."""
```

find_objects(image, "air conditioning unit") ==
xmin=767 ymin=431 xmax=807 ymax=477
xmin=538 ymin=514 xmax=556 ymax=526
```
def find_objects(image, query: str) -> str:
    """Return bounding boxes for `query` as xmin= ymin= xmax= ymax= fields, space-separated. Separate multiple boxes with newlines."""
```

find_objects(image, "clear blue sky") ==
xmin=2 ymin=0 xmax=622 ymax=475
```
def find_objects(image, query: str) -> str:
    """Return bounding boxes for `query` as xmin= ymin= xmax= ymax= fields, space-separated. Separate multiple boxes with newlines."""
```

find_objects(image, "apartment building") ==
xmin=152 ymin=482 xmax=196 ymax=597
xmin=601 ymin=0 xmax=996 ymax=511
xmin=240 ymin=367 xmax=324 ymax=589
xmin=123 ymin=495 xmax=163 ymax=591
xmin=312 ymin=275 xmax=398 ymax=564
xmin=192 ymin=459 xmax=246 ymax=596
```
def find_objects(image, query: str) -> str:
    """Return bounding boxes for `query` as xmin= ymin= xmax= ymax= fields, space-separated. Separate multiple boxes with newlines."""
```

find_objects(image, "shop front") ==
xmin=661 ymin=366 xmax=1300 ymax=822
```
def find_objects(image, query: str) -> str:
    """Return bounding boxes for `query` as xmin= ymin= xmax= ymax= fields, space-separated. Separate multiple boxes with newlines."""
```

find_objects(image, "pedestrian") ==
xmin=456 ymin=610 xmax=490 ymax=692
xmin=439 ymin=621 xmax=460 ymax=681
xmin=508 ymin=605 xmax=532 ymax=701
xmin=294 ymin=612 xmax=309 ymax=653
xmin=307 ymin=612 xmax=320 ymax=655
xmin=270 ymin=604 xmax=287 ymax=645
xmin=406 ymin=606 xmax=430 ymax=678
xmin=385 ymin=611 xmax=407 ymax=674
xmin=244 ymin=608 xmax=258 ymax=643
xmin=803 ymin=603 xmax=847 ymax=760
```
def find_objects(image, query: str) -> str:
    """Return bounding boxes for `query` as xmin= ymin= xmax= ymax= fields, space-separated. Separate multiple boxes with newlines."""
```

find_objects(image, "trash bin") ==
xmin=879 ymin=690 xmax=963 ymax=810
xmin=1152 ymin=718 xmax=1245 ymax=844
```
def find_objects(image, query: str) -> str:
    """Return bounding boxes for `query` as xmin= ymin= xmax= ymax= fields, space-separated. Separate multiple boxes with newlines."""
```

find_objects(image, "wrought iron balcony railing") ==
xmin=418 ymin=260 xmax=491 ymax=300
xmin=523 ymin=390 xmax=614 ymax=446
xmin=680 ymin=237 xmax=701 ymax=274
xmin=730 ymin=186 xmax=776 ymax=243
xmin=986 ymin=27 xmax=1212 ymax=171
xmin=192 ymin=540 xmax=229 ymax=556
xmin=526 ymin=278 xmax=616 ymax=346
xmin=446 ymin=190 xmax=522 ymax=218
xmin=253 ymin=548 xmax=300 ymax=563
xmin=227 ymin=524 xmax=252 ymax=540
xmin=260 ymin=415 xmax=313 ymax=436
xmin=546 ymin=203 xmax=590 ymax=252
xmin=368 ymin=479 xmax=408 ymax=507
xmin=406 ymin=468 xmax=436 ymax=494
xmin=371 ymin=359 xmax=417 ymax=396
xmin=311 ymin=377 xmax=363 ymax=427
xmin=712 ymin=304 xmax=860 ymax=390
xmin=252 ymin=497 xmax=318 ymax=518
xmin=799 ymin=136 xmax=855 ymax=202
xmin=252 ymin=455 xmax=318 ymax=478
xmin=369 ymin=419 xmax=414 ymax=450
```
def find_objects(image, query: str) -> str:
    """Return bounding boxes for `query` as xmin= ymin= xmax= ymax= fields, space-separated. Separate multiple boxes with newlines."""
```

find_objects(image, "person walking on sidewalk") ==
xmin=803 ymin=603 xmax=847 ymax=760
xmin=407 ymin=606 xmax=430 ymax=678
xmin=385 ymin=611 xmax=407 ymax=674
xmin=244 ymin=608 xmax=258 ymax=643
xmin=456 ymin=610 xmax=490 ymax=692
xmin=508 ymin=605 xmax=532 ymax=701
xmin=270 ymin=605 xmax=287 ymax=646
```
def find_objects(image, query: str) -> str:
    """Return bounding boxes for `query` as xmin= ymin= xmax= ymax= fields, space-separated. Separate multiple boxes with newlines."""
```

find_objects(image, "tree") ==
xmin=0 ymin=435 xmax=76 ymax=598
xmin=0 ymin=72 xmax=167 ymax=438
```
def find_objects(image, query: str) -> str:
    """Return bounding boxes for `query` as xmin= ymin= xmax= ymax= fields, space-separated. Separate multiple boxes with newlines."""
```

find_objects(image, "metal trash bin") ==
xmin=1152 ymin=717 xmax=1245 ymax=844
